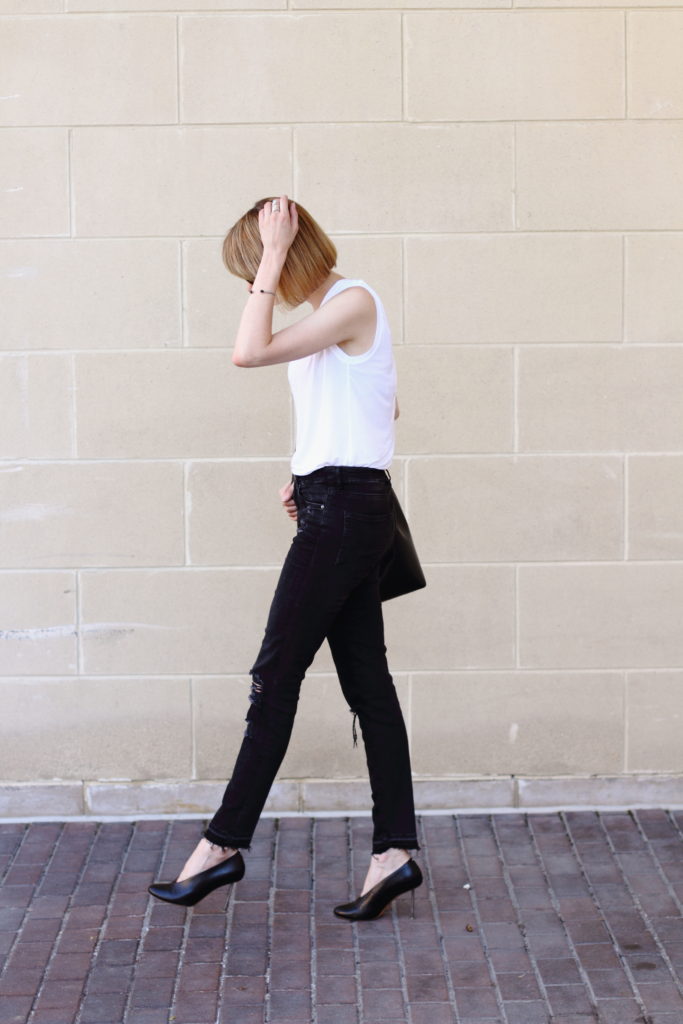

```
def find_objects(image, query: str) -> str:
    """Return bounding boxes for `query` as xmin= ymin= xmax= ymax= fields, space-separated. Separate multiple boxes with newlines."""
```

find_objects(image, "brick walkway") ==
xmin=2 ymin=811 xmax=683 ymax=1024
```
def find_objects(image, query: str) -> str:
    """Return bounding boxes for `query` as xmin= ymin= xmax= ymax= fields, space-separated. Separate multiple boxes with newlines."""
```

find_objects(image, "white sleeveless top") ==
xmin=287 ymin=279 xmax=397 ymax=476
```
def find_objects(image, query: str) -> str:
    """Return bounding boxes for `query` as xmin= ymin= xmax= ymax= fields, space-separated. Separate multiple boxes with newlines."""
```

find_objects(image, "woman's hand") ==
xmin=259 ymin=195 xmax=299 ymax=258
xmin=279 ymin=479 xmax=298 ymax=521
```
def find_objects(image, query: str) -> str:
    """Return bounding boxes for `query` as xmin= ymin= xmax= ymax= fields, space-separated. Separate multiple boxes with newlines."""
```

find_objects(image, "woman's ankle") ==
xmin=203 ymin=838 xmax=237 ymax=857
xmin=372 ymin=847 xmax=410 ymax=864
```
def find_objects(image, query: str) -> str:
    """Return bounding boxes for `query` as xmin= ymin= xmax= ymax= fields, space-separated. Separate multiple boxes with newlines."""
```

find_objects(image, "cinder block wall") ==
xmin=2 ymin=1 xmax=683 ymax=818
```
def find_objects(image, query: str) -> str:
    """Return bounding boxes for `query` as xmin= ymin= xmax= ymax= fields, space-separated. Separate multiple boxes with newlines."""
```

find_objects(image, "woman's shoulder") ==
xmin=329 ymin=280 xmax=383 ymax=327
xmin=324 ymin=278 xmax=381 ymax=312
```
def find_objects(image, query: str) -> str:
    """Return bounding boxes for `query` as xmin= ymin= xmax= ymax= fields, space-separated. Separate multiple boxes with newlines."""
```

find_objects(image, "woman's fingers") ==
xmin=263 ymin=195 xmax=288 ymax=221
xmin=259 ymin=196 xmax=298 ymax=254
xmin=279 ymin=479 xmax=298 ymax=520
xmin=261 ymin=195 xmax=293 ymax=220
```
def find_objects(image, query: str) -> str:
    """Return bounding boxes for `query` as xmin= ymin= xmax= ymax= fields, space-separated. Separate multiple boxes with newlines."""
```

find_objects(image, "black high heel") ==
xmin=148 ymin=849 xmax=245 ymax=907
xmin=333 ymin=858 xmax=423 ymax=921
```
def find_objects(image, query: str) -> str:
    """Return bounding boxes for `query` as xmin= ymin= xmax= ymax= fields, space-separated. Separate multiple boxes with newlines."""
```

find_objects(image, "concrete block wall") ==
xmin=2 ymin=0 xmax=683 ymax=817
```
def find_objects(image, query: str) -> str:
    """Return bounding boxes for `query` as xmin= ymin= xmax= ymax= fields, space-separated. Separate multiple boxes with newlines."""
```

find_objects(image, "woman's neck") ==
xmin=306 ymin=271 xmax=345 ymax=310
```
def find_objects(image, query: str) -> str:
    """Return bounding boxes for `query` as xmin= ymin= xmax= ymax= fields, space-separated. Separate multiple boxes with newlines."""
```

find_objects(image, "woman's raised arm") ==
xmin=231 ymin=195 xmax=374 ymax=368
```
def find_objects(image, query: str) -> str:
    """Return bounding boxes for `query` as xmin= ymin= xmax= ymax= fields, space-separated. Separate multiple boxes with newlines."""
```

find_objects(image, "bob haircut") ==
xmin=222 ymin=198 xmax=337 ymax=310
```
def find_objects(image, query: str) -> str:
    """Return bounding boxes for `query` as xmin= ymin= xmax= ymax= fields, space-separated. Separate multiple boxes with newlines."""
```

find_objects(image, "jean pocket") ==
xmin=334 ymin=507 xmax=394 ymax=567
xmin=298 ymin=487 xmax=327 ymax=511
xmin=295 ymin=487 xmax=328 ymax=536
xmin=342 ymin=507 xmax=392 ymax=524
xmin=294 ymin=480 xmax=324 ymax=508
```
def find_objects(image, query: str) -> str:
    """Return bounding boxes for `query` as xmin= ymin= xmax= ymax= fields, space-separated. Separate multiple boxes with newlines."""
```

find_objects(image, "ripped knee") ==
xmin=244 ymin=671 xmax=265 ymax=739
xmin=350 ymin=707 xmax=359 ymax=748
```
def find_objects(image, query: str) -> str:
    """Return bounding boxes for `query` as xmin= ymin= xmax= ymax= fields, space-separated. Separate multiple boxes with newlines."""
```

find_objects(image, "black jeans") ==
xmin=203 ymin=465 xmax=420 ymax=856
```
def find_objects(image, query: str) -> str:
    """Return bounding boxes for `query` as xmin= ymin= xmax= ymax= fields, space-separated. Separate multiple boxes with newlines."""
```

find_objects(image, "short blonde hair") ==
xmin=222 ymin=198 xmax=337 ymax=309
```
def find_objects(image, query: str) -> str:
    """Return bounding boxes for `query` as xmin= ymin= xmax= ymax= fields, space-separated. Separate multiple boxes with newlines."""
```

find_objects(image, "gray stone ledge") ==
xmin=517 ymin=773 xmax=683 ymax=808
xmin=84 ymin=780 xmax=299 ymax=816
xmin=0 ymin=782 xmax=84 ymax=817
xmin=1 ymin=774 xmax=683 ymax=821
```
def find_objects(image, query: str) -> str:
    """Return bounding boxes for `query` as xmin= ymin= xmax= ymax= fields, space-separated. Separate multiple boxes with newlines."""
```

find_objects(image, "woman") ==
xmin=148 ymin=195 xmax=423 ymax=921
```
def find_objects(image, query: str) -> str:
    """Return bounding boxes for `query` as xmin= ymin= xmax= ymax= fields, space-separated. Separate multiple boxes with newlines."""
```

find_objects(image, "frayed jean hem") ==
xmin=203 ymin=825 xmax=252 ymax=851
xmin=372 ymin=837 xmax=421 ymax=855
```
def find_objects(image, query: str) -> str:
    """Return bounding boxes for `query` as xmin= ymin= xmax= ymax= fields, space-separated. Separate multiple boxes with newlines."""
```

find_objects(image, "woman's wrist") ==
xmin=260 ymin=247 xmax=287 ymax=265
xmin=249 ymin=249 xmax=286 ymax=296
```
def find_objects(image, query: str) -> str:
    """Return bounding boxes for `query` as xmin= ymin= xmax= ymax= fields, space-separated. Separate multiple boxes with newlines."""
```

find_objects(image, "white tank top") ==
xmin=287 ymin=279 xmax=397 ymax=476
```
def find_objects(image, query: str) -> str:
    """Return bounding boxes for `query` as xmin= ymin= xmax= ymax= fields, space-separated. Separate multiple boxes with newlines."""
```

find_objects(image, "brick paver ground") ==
xmin=2 ymin=810 xmax=683 ymax=1023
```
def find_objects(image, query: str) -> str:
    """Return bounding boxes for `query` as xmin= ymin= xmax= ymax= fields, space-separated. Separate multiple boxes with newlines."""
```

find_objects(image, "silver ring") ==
xmin=271 ymin=201 xmax=280 ymax=212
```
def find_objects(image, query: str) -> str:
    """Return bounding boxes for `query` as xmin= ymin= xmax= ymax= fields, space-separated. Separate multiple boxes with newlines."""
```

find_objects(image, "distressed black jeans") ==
xmin=203 ymin=465 xmax=420 ymax=855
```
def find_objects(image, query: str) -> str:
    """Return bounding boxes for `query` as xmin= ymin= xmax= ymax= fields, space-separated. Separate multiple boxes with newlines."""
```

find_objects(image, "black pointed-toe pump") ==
xmin=333 ymin=858 xmax=423 ymax=921
xmin=148 ymin=849 xmax=245 ymax=907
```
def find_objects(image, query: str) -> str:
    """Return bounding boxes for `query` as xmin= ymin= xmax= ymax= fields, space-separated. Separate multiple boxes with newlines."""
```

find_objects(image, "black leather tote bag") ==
xmin=379 ymin=488 xmax=427 ymax=602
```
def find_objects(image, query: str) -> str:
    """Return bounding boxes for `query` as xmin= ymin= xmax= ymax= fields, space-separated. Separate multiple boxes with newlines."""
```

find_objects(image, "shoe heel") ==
xmin=333 ymin=859 xmax=423 ymax=922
